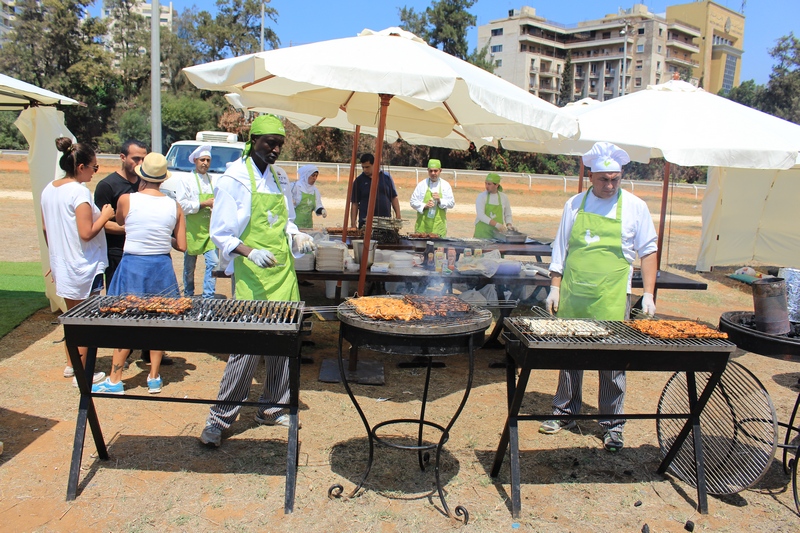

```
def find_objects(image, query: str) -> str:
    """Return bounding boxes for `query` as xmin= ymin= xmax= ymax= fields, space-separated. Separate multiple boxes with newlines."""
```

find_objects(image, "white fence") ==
xmin=279 ymin=160 xmax=707 ymax=199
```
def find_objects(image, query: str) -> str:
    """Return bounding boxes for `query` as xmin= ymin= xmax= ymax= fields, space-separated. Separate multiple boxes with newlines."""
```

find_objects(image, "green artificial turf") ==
xmin=0 ymin=261 xmax=48 ymax=338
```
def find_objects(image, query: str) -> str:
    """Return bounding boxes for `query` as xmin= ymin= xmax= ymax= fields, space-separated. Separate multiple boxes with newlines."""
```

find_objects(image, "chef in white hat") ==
xmin=540 ymin=141 xmax=658 ymax=453
xmin=175 ymin=144 xmax=218 ymax=298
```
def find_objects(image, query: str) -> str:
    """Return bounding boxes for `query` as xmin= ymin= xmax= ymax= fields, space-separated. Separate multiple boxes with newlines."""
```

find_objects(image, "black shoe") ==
xmin=298 ymin=280 xmax=314 ymax=287
xmin=141 ymin=351 xmax=174 ymax=365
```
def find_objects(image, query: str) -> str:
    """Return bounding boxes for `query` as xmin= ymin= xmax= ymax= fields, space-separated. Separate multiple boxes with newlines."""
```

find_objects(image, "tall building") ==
xmin=477 ymin=5 xmax=705 ymax=104
xmin=102 ymin=1 xmax=174 ymax=29
xmin=666 ymin=0 xmax=744 ymax=94
xmin=0 ymin=0 xmax=17 ymax=42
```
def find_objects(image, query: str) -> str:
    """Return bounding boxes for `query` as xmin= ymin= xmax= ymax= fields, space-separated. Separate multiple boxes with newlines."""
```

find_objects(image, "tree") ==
xmin=399 ymin=0 xmax=477 ymax=60
xmin=104 ymin=0 xmax=151 ymax=101
xmin=193 ymin=0 xmax=279 ymax=62
xmin=558 ymin=51 xmax=573 ymax=106
xmin=720 ymin=79 xmax=765 ymax=110
xmin=465 ymin=41 xmax=495 ymax=73
xmin=761 ymin=33 xmax=800 ymax=124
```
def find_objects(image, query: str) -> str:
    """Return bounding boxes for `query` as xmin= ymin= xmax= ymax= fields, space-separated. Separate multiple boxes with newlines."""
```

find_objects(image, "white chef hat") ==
xmin=188 ymin=144 xmax=212 ymax=164
xmin=582 ymin=142 xmax=630 ymax=172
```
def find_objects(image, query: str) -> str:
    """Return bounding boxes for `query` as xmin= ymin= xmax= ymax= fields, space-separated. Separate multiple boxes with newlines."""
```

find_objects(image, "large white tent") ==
xmin=5 ymin=75 xmax=83 ymax=311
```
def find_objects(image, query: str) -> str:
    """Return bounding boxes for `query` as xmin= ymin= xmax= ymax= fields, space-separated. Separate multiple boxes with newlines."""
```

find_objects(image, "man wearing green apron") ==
xmin=410 ymin=159 xmax=455 ymax=237
xmin=200 ymin=115 xmax=316 ymax=448
xmin=474 ymin=173 xmax=515 ymax=239
xmin=176 ymin=144 xmax=218 ymax=298
xmin=540 ymin=142 xmax=658 ymax=453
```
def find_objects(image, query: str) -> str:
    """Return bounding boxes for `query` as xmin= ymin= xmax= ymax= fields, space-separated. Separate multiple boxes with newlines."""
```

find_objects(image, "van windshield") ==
xmin=166 ymin=145 xmax=243 ymax=174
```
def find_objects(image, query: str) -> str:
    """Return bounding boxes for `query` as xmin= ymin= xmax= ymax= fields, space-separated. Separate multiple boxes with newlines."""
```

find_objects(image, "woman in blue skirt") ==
xmin=93 ymin=153 xmax=186 ymax=395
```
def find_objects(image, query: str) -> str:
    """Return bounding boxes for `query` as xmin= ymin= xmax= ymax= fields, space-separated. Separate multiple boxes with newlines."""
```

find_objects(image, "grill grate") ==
xmin=505 ymin=307 xmax=735 ymax=351
xmin=59 ymin=295 xmax=304 ymax=331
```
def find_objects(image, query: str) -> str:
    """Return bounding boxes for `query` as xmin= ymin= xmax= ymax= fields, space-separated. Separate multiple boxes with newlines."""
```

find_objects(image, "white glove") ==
xmin=321 ymin=208 xmax=327 ymax=218
xmin=642 ymin=292 xmax=656 ymax=316
xmin=294 ymin=233 xmax=317 ymax=254
xmin=247 ymin=248 xmax=276 ymax=268
xmin=506 ymin=223 xmax=515 ymax=231
xmin=545 ymin=286 xmax=560 ymax=314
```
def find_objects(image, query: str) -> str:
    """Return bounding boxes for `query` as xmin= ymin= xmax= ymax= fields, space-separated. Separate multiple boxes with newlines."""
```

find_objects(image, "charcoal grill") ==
xmin=491 ymin=308 xmax=736 ymax=518
xmin=60 ymin=295 xmax=309 ymax=513
xmin=328 ymin=297 xmax=492 ymax=524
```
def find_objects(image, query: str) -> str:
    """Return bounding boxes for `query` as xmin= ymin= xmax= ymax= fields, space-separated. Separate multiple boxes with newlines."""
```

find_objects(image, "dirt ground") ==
xmin=1 ymin=154 xmax=799 ymax=532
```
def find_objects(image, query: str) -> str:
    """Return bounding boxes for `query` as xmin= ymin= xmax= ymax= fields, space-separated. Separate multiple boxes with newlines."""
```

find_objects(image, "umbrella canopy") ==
xmin=539 ymin=80 xmax=800 ymax=170
xmin=185 ymin=27 xmax=579 ymax=144
xmin=225 ymin=92 xmax=493 ymax=150
xmin=0 ymin=73 xmax=82 ymax=109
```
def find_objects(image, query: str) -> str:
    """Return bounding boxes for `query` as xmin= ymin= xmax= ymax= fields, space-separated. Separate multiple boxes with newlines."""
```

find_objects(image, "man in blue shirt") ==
xmin=349 ymin=153 xmax=402 ymax=228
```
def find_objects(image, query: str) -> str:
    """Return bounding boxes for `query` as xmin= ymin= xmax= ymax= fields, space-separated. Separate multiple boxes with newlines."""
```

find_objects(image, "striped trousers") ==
xmin=551 ymin=295 xmax=631 ymax=432
xmin=206 ymin=353 xmax=290 ymax=429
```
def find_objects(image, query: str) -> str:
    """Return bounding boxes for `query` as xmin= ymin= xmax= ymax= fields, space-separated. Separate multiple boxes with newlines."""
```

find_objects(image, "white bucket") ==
xmin=325 ymin=280 xmax=350 ymax=299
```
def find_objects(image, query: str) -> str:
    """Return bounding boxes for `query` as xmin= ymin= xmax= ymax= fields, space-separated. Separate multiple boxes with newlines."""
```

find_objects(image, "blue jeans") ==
xmin=184 ymin=249 xmax=218 ymax=298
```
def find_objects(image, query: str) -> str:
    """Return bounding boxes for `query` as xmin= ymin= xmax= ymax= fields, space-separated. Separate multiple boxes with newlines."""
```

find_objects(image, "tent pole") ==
xmin=656 ymin=161 xmax=670 ymax=274
xmin=357 ymin=95 xmax=392 ymax=297
xmin=578 ymin=160 xmax=585 ymax=193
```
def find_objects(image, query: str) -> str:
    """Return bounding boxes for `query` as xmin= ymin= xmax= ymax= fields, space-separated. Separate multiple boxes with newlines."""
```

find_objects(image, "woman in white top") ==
xmin=474 ymin=172 xmax=514 ymax=239
xmin=92 ymin=153 xmax=187 ymax=396
xmin=42 ymin=137 xmax=115 ymax=386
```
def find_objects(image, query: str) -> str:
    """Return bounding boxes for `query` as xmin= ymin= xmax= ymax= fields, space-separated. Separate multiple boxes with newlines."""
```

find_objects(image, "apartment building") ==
xmin=478 ymin=4 xmax=703 ymax=104
xmin=667 ymin=0 xmax=744 ymax=94
xmin=0 ymin=0 xmax=16 ymax=42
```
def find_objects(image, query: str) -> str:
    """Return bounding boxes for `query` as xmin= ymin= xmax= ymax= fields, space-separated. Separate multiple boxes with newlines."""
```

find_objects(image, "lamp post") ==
xmin=620 ymin=19 xmax=629 ymax=97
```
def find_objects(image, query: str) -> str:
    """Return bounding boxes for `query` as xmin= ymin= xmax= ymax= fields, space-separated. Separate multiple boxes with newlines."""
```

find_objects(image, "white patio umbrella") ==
xmin=184 ymin=27 xmax=579 ymax=298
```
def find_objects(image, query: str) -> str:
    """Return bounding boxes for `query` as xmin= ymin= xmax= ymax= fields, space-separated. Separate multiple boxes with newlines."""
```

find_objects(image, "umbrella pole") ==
xmin=341 ymin=125 xmax=360 ymax=247
xmin=578 ymin=160 xmax=585 ymax=193
xmin=655 ymin=161 xmax=671 ymax=294
xmin=357 ymin=95 xmax=392 ymax=297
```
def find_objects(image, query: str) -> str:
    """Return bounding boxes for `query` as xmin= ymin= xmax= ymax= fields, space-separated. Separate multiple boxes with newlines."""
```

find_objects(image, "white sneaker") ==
xmin=63 ymin=365 xmax=75 ymax=378
xmin=72 ymin=372 xmax=106 ymax=387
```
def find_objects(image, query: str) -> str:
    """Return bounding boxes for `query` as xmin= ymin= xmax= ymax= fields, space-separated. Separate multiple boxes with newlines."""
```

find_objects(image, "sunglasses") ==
xmin=85 ymin=163 xmax=99 ymax=172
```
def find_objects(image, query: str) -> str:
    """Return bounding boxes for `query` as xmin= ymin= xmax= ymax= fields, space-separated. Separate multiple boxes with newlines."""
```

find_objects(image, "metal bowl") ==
xmin=496 ymin=230 xmax=527 ymax=243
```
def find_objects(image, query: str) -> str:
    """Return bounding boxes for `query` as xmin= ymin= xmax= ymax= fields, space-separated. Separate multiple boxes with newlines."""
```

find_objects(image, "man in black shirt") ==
xmin=349 ymin=153 xmax=402 ymax=229
xmin=94 ymin=139 xmax=147 ymax=286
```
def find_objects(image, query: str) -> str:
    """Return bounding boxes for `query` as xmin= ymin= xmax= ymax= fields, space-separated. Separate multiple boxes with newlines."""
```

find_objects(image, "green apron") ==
xmin=557 ymin=188 xmax=629 ymax=321
xmin=185 ymin=171 xmax=215 ymax=255
xmin=474 ymin=193 xmax=504 ymax=239
xmin=414 ymin=180 xmax=447 ymax=236
xmin=233 ymin=159 xmax=299 ymax=302
xmin=294 ymin=188 xmax=316 ymax=228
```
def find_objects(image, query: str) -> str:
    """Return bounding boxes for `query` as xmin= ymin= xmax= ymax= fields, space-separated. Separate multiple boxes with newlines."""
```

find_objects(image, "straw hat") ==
xmin=135 ymin=153 xmax=172 ymax=182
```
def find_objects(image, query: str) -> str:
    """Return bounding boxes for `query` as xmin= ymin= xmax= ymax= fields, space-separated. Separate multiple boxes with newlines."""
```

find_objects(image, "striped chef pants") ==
xmin=206 ymin=353 xmax=290 ymax=429
xmin=551 ymin=295 xmax=632 ymax=432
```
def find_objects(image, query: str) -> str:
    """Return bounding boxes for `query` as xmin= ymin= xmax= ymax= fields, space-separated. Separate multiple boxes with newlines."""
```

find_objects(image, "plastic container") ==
xmin=325 ymin=280 xmax=349 ymax=299
xmin=494 ymin=260 xmax=522 ymax=276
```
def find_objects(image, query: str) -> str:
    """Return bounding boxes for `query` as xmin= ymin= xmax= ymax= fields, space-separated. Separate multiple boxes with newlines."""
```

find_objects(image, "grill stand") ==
xmin=490 ymin=334 xmax=732 ymax=518
xmin=327 ymin=322 xmax=484 ymax=524
xmin=62 ymin=306 xmax=308 ymax=514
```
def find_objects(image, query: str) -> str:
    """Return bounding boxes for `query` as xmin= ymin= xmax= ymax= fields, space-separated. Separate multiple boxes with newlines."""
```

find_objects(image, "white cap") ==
xmin=582 ymin=142 xmax=630 ymax=173
xmin=188 ymin=144 xmax=212 ymax=164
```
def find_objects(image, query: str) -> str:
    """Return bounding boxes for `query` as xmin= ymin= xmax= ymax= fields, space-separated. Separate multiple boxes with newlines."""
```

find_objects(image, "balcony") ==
xmin=538 ymin=85 xmax=558 ymax=93
xmin=666 ymin=38 xmax=699 ymax=54
xmin=529 ymin=66 xmax=539 ymax=73
xmin=665 ymin=54 xmax=699 ymax=69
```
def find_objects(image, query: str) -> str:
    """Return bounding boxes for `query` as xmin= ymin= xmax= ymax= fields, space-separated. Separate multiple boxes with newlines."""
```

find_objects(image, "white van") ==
xmin=160 ymin=131 xmax=245 ymax=199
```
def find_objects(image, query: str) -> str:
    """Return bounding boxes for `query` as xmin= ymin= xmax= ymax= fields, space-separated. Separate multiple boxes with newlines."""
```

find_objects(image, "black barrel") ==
xmin=752 ymin=278 xmax=790 ymax=335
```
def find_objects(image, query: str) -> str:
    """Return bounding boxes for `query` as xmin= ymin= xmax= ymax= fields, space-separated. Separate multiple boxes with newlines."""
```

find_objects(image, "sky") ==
xmin=114 ymin=0 xmax=799 ymax=85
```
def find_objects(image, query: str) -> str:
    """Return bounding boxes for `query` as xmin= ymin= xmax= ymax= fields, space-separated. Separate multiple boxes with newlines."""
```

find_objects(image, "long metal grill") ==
xmin=657 ymin=361 xmax=778 ymax=495
xmin=59 ymin=295 xmax=304 ymax=331
xmin=337 ymin=297 xmax=493 ymax=335
xmin=504 ymin=307 xmax=735 ymax=352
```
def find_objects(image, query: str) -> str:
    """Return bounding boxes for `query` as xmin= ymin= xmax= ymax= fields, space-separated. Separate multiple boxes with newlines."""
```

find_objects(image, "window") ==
xmin=495 ymin=59 xmax=502 ymax=67
xmin=638 ymin=28 xmax=645 ymax=35
xmin=602 ymin=31 xmax=611 ymax=39
xmin=491 ymin=44 xmax=503 ymax=53
xmin=590 ymin=64 xmax=597 ymax=74
xmin=722 ymin=55 xmax=738 ymax=92
xmin=635 ymin=60 xmax=643 ymax=70
xmin=659 ymin=28 xmax=663 ymax=37
xmin=656 ymin=61 xmax=661 ymax=70
xmin=520 ymin=44 xmax=528 ymax=52
xmin=657 ymin=45 xmax=662 ymax=53
xmin=619 ymin=46 xmax=624 ymax=53
xmin=576 ymin=66 xmax=583 ymax=76
xmin=635 ymin=77 xmax=642 ymax=87
xmin=637 ymin=44 xmax=644 ymax=53
xmin=491 ymin=28 xmax=503 ymax=37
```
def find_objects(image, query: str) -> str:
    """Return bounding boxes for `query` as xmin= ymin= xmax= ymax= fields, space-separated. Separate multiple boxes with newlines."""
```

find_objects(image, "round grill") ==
xmin=656 ymin=360 xmax=777 ymax=495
